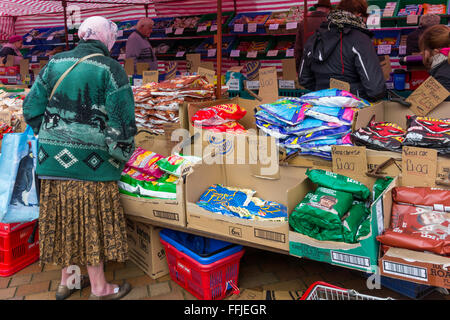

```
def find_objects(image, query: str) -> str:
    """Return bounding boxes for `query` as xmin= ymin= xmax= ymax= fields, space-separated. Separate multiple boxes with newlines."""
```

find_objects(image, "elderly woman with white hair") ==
xmin=22 ymin=16 xmax=136 ymax=300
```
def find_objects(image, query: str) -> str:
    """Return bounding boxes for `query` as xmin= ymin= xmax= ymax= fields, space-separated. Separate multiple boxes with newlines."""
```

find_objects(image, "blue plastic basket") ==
xmin=159 ymin=229 xmax=243 ymax=265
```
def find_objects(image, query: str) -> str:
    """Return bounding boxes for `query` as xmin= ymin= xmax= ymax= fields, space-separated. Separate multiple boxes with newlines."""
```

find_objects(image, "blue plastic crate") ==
xmin=159 ymin=229 xmax=243 ymax=265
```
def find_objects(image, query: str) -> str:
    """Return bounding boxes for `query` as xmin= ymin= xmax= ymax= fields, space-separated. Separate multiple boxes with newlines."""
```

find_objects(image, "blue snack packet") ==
xmin=305 ymin=106 xmax=355 ymax=125
xmin=255 ymin=110 xmax=287 ymax=126
xmin=258 ymin=99 xmax=312 ymax=125
xmin=284 ymin=125 xmax=351 ymax=145
xmin=285 ymin=118 xmax=341 ymax=136
xmin=300 ymin=89 xmax=371 ymax=109
xmin=256 ymin=119 xmax=289 ymax=139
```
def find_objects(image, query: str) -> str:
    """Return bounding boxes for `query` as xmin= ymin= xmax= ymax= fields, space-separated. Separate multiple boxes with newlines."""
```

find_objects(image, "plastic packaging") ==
xmin=351 ymin=121 xmax=406 ymax=152
xmin=125 ymin=147 xmax=165 ymax=179
xmin=402 ymin=116 xmax=450 ymax=155
xmin=299 ymin=89 xmax=371 ymax=109
xmin=156 ymin=154 xmax=201 ymax=177
xmin=191 ymin=104 xmax=246 ymax=126
xmin=304 ymin=106 xmax=355 ymax=125
xmin=258 ymin=99 xmax=312 ymax=125
xmin=306 ymin=169 xmax=371 ymax=200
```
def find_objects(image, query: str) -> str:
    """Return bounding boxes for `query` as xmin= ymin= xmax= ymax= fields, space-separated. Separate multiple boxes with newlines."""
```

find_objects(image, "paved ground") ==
xmin=0 ymin=247 xmax=448 ymax=300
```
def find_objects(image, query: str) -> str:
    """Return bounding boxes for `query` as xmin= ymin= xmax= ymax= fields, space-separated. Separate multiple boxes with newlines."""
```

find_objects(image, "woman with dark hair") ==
xmin=419 ymin=24 xmax=450 ymax=100
xmin=299 ymin=0 xmax=386 ymax=102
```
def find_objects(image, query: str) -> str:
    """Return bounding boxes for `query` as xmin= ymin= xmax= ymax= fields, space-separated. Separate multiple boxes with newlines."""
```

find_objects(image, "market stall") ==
xmin=0 ymin=0 xmax=449 ymax=301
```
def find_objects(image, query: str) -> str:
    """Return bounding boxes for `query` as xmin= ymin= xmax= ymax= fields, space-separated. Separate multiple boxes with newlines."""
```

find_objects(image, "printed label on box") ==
xmin=382 ymin=260 xmax=428 ymax=281
xmin=229 ymin=226 xmax=243 ymax=238
xmin=153 ymin=210 xmax=179 ymax=221
xmin=331 ymin=251 xmax=371 ymax=269
xmin=254 ymin=229 xmax=286 ymax=243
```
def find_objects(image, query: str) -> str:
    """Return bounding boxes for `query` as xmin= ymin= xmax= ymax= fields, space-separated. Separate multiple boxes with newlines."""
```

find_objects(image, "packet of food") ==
xmin=126 ymin=147 xmax=165 ymax=179
xmin=306 ymin=169 xmax=371 ymax=200
xmin=191 ymin=104 xmax=246 ymax=127
xmin=258 ymin=99 xmax=312 ymax=125
xmin=292 ymin=187 xmax=354 ymax=230
xmin=392 ymin=186 xmax=450 ymax=210
xmin=351 ymin=122 xmax=405 ymax=152
xmin=304 ymin=106 xmax=355 ymax=125
xmin=372 ymin=177 xmax=394 ymax=202
xmin=283 ymin=126 xmax=351 ymax=145
xmin=403 ymin=116 xmax=450 ymax=155
xmin=198 ymin=121 xmax=246 ymax=133
xmin=156 ymin=154 xmax=202 ymax=177
xmin=342 ymin=200 xmax=370 ymax=243
xmin=300 ymin=89 xmax=371 ymax=109
xmin=256 ymin=120 xmax=289 ymax=139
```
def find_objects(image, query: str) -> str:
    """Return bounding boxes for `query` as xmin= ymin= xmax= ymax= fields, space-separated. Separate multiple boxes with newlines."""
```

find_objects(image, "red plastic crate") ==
xmin=160 ymin=238 xmax=244 ymax=300
xmin=0 ymin=220 xmax=39 ymax=277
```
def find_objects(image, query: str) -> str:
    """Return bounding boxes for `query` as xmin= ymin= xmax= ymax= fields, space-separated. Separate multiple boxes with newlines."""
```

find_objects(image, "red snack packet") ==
xmin=197 ymin=121 xmax=246 ymax=133
xmin=191 ymin=104 xmax=247 ymax=127
xmin=393 ymin=187 xmax=450 ymax=210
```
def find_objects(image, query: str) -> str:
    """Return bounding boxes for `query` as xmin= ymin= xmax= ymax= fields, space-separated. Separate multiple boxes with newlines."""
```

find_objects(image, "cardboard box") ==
xmin=120 ymin=179 xmax=186 ymax=228
xmin=289 ymin=176 xmax=397 ymax=273
xmin=125 ymin=216 xmax=169 ymax=279
xmin=379 ymin=247 xmax=450 ymax=289
xmin=186 ymin=163 xmax=308 ymax=251
xmin=384 ymin=101 xmax=450 ymax=129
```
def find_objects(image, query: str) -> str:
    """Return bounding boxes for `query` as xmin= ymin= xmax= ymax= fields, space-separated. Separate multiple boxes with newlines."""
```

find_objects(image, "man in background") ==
xmin=126 ymin=17 xmax=158 ymax=71
xmin=406 ymin=14 xmax=441 ymax=55
xmin=294 ymin=0 xmax=332 ymax=72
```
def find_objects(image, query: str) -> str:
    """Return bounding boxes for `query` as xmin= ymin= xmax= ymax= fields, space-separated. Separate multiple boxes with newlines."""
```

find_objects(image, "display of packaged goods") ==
xmin=377 ymin=187 xmax=450 ymax=256
xmin=236 ymin=39 xmax=269 ymax=53
xmin=289 ymin=170 xmax=388 ymax=244
xmin=351 ymin=120 xmax=406 ymax=152
xmin=169 ymin=16 xmax=201 ymax=29
xmin=233 ymin=14 xmax=269 ymax=25
xmin=196 ymin=184 xmax=288 ymax=221
xmin=398 ymin=4 xmax=423 ymax=16
xmin=191 ymin=103 xmax=247 ymax=133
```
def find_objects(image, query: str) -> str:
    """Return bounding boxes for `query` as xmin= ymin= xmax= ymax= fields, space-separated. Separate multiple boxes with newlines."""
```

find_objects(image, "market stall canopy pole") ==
xmin=303 ymin=0 xmax=307 ymax=45
xmin=216 ymin=0 xmax=222 ymax=99
xmin=62 ymin=0 xmax=69 ymax=50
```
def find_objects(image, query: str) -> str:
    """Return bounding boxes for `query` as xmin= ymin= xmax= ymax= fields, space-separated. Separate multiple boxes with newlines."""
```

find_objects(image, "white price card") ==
xmin=279 ymin=80 xmax=295 ymax=89
xmin=367 ymin=14 xmax=381 ymax=28
xmin=230 ymin=49 xmax=240 ymax=57
xmin=117 ymin=30 xmax=124 ymax=37
xmin=210 ymin=24 xmax=218 ymax=32
xmin=286 ymin=22 xmax=297 ymax=30
xmin=207 ymin=49 xmax=217 ymax=57
xmin=246 ymin=80 xmax=260 ymax=90
xmin=247 ymin=51 xmax=257 ymax=58
xmin=68 ymin=34 xmax=74 ymax=41
xmin=267 ymin=50 xmax=278 ymax=57
xmin=248 ymin=23 xmax=257 ymax=33
xmin=269 ymin=23 xmax=279 ymax=30
xmin=399 ymin=45 xmax=406 ymax=55
xmin=234 ymin=24 xmax=244 ymax=32
xmin=197 ymin=25 xmax=207 ymax=33
xmin=175 ymin=28 xmax=184 ymax=35
xmin=227 ymin=79 xmax=240 ymax=91
xmin=32 ymin=56 xmax=37 ymax=62
xmin=377 ymin=44 xmax=392 ymax=55
xmin=47 ymin=35 xmax=54 ymax=41
xmin=176 ymin=51 xmax=185 ymax=57
xmin=25 ymin=36 xmax=32 ymax=43
xmin=286 ymin=48 xmax=294 ymax=57
xmin=165 ymin=27 xmax=173 ymax=34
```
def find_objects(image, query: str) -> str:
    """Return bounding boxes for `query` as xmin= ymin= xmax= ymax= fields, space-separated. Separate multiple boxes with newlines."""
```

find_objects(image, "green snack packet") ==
xmin=156 ymin=154 xmax=201 ymax=177
xmin=293 ymin=187 xmax=354 ymax=230
xmin=355 ymin=215 xmax=371 ymax=241
xmin=342 ymin=201 xmax=370 ymax=243
xmin=306 ymin=169 xmax=371 ymax=200
xmin=372 ymin=177 xmax=393 ymax=201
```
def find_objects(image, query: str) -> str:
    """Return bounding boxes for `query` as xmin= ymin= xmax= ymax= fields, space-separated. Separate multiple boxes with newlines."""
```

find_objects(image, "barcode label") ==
xmin=254 ymin=229 xmax=286 ymax=243
xmin=153 ymin=210 xmax=179 ymax=221
xmin=331 ymin=251 xmax=370 ymax=268
xmin=383 ymin=261 xmax=428 ymax=281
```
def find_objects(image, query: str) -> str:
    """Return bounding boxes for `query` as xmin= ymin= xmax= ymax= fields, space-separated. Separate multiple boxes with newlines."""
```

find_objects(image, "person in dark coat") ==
xmin=419 ymin=24 xmax=450 ymax=101
xmin=406 ymin=14 xmax=441 ymax=56
xmin=299 ymin=0 xmax=386 ymax=102
xmin=295 ymin=0 xmax=332 ymax=72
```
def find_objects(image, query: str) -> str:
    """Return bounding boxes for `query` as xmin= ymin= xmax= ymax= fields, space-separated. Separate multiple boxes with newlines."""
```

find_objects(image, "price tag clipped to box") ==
xmin=332 ymin=145 xmax=370 ymax=186
xmin=407 ymin=14 xmax=419 ymax=25
xmin=247 ymin=51 xmax=257 ymax=58
xmin=258 ymin=67 xmax=278 ymax=104
xmin=142 ymin=70 xmax=159 ymax=84
xmin=406 ymin=76 xmax=450 ymax=116
xmin=165 ymin=27 xmax=173 ymax=34
xmin=175 ymin=28 xmax=184 ymax=35
xmin=402 ymin=146 xmax=437 ymax=187
xmin=248 ymin=23 xmax=257 ymax=33
xmin=286 ymin=22 xmax=297 ymax=30
xmin=230 ymin=49 xmax=240 ymax=57
xmin=25 ymin=36 xmax=32 ymax=43
xmin=47 ymin=35 xmax=54 ymax=41
xmin=176 ymin=51 xmax=185 ymax=58
xmin=207 ymin=49 xmax=217 ymax=57
xmin=377 ymin=44 xmax=391 ymax=55
xmin=197 ymin=25 xmax=207 ymax=33
xmin=330 ymin=78 xmax=350 ymax=91
xmin=267 ymin=50 xmax=278 ymax=57
xmin=269 ymin=23 xmax=279 ymax=30
xmin=210 ymin=24 xmax=218 ymax=32
xmin=286 ymin=49 xmax=294 ymax=57
xmin=234 ymin=24 xmax=244 ymax=32
xmin=245 ymin=80 xmax=260 ymax=90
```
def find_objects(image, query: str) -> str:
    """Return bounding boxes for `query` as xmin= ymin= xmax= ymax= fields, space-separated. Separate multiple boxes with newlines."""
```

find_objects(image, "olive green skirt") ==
xmin=38 ymin=179 xmax=128 ymax=267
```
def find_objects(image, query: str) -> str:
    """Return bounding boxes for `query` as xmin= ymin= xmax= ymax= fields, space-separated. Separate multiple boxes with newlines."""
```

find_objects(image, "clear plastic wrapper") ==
xmin=304 ymin=106 xmax=355 ymax=125
xmin=351 ymin=121 xmax=405 ymax=152
xmin=299 ymin=89 xmax=371 ymax=109
xmin=258 ymin=99 xmax=312 ymax=125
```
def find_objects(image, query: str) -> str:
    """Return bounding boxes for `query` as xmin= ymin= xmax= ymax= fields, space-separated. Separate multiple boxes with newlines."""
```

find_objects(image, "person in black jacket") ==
xmin=299 ymin=0 xmax=386 ymax=102
xmin=419 ymin=24 xmax=450 ymax=101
